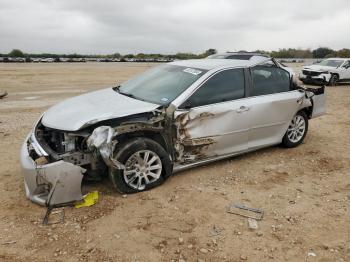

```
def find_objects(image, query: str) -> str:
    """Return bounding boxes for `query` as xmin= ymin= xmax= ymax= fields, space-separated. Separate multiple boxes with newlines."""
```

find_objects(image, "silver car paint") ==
xmin=21 ymin=136 xmax=85 ymax=206
xmin=42 ymin=88 xmax=160 ymax=131
xmin=174 ymin=99 xmax=251 ymax=161
xmin=20 ymin=58 xmax=326 ymax=206
xmin=310 ymin=90 xmax=326 ymax=118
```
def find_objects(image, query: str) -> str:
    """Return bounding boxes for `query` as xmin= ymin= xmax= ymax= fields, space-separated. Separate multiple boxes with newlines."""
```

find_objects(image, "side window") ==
xmin=251 ymin=64 xmax=290 ymax=96
xmin=184 ymin=69 xmax=245 ymax=107
xmin=343 ymin=61 xmax=350 ymax=69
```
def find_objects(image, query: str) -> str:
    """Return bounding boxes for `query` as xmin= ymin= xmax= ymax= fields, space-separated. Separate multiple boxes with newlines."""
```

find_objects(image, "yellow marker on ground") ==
xmin=75 ymin=191 xmax=99 ymax=208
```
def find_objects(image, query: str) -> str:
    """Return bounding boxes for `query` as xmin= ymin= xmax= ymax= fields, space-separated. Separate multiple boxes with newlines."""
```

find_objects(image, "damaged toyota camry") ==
xmin=21 ymin=57 xmax=326 ymax=206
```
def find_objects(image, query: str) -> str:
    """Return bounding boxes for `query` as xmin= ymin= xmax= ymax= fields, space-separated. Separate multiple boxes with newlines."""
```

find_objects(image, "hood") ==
xmin=303 ymin=65 xmax=337 ymax=72
xmin=41 ymin=88 xmax=160 ymax=131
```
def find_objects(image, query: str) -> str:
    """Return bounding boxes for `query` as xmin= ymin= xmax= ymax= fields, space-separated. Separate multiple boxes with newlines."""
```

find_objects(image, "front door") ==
xmin=174 ymin=68 xmax=250 ymax=163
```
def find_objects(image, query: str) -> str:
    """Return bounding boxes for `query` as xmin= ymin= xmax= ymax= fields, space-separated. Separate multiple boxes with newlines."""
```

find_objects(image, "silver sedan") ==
xmin=21 ymin=57 xmax=326 ymax=206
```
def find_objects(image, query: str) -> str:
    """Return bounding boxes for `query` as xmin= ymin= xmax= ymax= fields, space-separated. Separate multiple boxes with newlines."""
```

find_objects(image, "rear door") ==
xmin=246 ymin=61 xmax=304 ymax=149
xmin=174 ymin=68 xmax=250 ymax=163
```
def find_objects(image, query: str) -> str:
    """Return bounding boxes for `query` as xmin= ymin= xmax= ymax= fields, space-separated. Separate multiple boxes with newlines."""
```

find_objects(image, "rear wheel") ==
xmin=109 ymin=137 xmax=172 ymax=194
xmin=282 ymin=111 xmax=308 ymax=148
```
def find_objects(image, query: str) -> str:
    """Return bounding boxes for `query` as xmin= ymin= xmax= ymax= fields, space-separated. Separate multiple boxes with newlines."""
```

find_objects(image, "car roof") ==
xmin=170 ymin=57 xmax=269 ymax=70
xmin=325 ymin=58 xmax=348 ymax=61
xmin=208 ymin=52 xmax=269 ymax=60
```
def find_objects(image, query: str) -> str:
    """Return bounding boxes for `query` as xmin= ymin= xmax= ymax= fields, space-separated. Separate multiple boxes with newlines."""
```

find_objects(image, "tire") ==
xmin=282 ymin=111 xmax=308 ymax=148
xmin=328 ymin=74 xmax=339 ymax=86
xmin=108 ymin=137 xmax=172 ymax=194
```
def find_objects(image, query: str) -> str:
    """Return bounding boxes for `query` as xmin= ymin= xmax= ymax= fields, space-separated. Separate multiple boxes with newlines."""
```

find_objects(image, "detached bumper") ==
xmin=21 ymin=132 xmax=85 ymax=206
xmin=299 ymin=73 xmax=330 ymax=85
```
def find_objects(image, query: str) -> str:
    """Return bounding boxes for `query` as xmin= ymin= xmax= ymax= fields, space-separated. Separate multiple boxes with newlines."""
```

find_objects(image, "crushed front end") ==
xmin=21 ymin=121 xmax=96 ymax=206
xmin=299 ymin=69 xmax=330 ymax=85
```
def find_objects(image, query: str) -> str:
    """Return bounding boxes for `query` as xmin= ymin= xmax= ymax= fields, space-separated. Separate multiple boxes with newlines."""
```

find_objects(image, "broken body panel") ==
xmin=21 ymin=59 xmax=326 ymax=206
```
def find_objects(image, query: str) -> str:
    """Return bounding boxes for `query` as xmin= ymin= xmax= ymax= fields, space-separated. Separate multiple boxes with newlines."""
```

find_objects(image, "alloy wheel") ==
xmin=287 ymin=115 xmax=306 ymax=143
xmin=123 ymin=150 xmax=162 ymax=190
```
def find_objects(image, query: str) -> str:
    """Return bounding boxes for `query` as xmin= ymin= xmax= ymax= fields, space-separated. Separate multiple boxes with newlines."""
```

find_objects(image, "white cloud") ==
xmin=0 ymin=0 xmax=349 ymax=54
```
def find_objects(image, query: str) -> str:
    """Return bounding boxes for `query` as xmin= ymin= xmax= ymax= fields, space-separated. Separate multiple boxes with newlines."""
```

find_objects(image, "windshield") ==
xmin=318 ymin=59 xmax=344 ymax=67
xmin=117 ymin=64 xmax=207 ymax=105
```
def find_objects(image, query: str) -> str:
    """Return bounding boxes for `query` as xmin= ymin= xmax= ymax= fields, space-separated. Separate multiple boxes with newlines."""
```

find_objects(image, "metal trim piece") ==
xmin=30 ymin=132 xmax=49 ymax=156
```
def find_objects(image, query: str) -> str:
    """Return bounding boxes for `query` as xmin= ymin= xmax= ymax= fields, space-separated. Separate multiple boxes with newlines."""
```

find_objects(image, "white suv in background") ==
xmin=299 ymin=58 xmax=350 ymax=86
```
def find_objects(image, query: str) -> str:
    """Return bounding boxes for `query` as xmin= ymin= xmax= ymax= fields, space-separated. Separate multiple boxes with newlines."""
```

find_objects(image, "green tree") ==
xmin=124 ymin=54 xmax=135 ymax=59
xmin=175 ymin=52 xmax=198 ymax=60
xmin=335 ymin=49 xmax=350 ymax=58
xmin=136 ymin=53 xmax=145 ymax=59
xmin=8 ymin=49 xmax=24 ymax=57
xmin=198 ymin=48 xmax=217 ymax=58
xmin=111 ymin=53 xmax=121 ymax=58
xmin=312 ymin=47 xmax=335 ymax=58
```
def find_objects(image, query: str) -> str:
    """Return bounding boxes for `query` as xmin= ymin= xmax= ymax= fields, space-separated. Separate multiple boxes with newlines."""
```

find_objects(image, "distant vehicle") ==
xmin=40 ymin=58 xmax=55 ymax=63
xmin=299 ymin=58 xmax=350 ymax=86
xmin=7 ymin=57 xmax=25 ymax=63
xmin=207 ymin=52 xmax=295 ymax=75
xmin=21 ymin=57 xmax=325 ymax=206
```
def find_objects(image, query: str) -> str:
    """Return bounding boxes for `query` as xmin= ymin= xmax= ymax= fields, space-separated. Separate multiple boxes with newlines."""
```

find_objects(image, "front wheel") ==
xmin=328 ymin=74 xmax=339 ymax=86
xmin=282 ymin=111 xmax=308 ymax=148
xmin=109 ymin=137 xmax=172 ymax=194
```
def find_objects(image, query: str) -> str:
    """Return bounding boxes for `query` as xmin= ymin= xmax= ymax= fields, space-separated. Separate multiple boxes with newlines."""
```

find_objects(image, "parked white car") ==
xmin=299 ymin=58 xmax=350 ymax=86
xmin=21 ymin=58 xmax=325 ymax=206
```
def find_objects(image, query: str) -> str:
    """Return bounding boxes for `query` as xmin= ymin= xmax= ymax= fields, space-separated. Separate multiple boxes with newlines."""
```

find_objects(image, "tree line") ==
xmin=1 ymin=47 xmax=349 ymax=59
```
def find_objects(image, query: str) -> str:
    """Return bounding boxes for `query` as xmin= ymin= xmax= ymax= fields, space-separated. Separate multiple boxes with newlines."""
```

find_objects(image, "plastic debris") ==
xmin=75 ymin=191 xmax=99 ymax=208
xmin=0 ymin=90 xmax=8 ymax=99
xmin=247 ymin=218 xmax=259 ymax=230
xmin=1 ymin=240 xmax=17 ymax=245
xmin=226 ymin=203 xmax=264 ymax=220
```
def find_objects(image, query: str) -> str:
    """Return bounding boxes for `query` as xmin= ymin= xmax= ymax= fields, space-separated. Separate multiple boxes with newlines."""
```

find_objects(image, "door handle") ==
xmin=236 ymin=106 xmax=249 ymax=113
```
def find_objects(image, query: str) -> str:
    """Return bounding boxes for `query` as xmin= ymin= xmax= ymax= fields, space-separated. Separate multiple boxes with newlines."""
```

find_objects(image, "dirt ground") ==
xmin=0 ymin=62 xmax=349 ymax=262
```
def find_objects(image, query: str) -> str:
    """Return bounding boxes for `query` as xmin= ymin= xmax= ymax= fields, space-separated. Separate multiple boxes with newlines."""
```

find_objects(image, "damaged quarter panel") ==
xmin=245 ymin=91 xmax=308 ymax=149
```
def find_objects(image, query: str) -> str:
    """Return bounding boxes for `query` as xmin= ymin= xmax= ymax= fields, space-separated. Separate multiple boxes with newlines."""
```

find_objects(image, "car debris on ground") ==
xmin=226 ymin=203 xmax=264 ymax=220
xmin=0 ymin=90 xmax=8 ymax=99
xmin=1 ymin=240 xmax=17 ymax=245
xmin=75 ymin=191 xmax=99 ymax=208
xmin=42 ymin=207 xmax=65 ymax=225
xmin=247 ymin=218 xmax=259 ymax=230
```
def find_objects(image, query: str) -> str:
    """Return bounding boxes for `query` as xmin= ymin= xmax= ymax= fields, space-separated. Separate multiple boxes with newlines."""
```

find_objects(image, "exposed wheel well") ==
xmin=116 ymin=131 xmax=169 ymax=154
xmin=331 ymin=72 xmax=339 ymax=77
xmin=300 ymin=107 xmax=313 ymax=119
